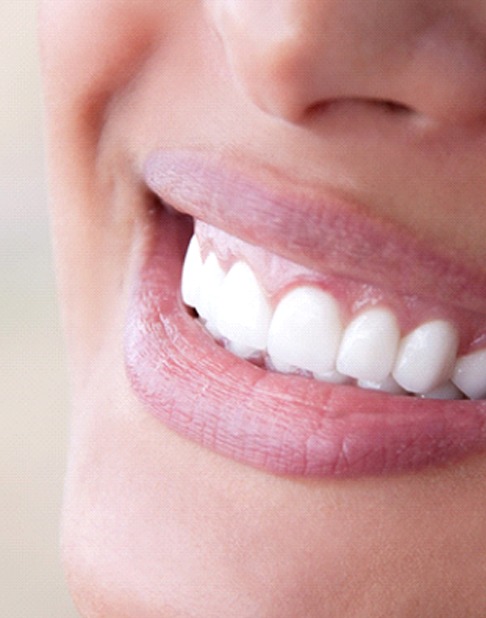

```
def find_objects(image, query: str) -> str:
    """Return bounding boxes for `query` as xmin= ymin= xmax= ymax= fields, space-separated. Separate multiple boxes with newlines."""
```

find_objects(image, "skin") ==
xmin=40 ymin=1 xmax=486 ymax=616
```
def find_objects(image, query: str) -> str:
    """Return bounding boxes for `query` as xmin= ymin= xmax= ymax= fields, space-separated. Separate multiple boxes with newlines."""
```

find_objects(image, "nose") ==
xmin=206 ymin=0 xmax=486 ymax=127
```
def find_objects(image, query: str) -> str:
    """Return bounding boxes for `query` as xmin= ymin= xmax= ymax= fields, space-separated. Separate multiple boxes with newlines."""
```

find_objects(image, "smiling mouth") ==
xmin=124 ymin=150 xmax=486 ymax=478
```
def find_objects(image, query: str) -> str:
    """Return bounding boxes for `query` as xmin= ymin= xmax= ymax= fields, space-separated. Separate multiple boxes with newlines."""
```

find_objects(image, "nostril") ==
xmin=308 ymin=97 xmax=415 ymax=123
xmin=380 ymin=99 xmax=413 ymax=115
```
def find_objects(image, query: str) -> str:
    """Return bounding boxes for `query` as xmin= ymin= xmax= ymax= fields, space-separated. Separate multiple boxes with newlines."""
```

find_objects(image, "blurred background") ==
xmin=1 ymin=1 xmax=78 ymax=614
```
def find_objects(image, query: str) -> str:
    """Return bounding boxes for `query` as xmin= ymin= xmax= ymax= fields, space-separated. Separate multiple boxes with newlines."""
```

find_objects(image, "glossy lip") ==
xmin=124 ymin=150 xmax=486 ymax=478
xmin=144 ymin=149 xmax=486 ymax=314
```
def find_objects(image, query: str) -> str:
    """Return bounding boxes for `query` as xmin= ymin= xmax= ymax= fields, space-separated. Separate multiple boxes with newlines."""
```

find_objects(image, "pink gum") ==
xmin=195 ymin=220 xmax=486 ymax=355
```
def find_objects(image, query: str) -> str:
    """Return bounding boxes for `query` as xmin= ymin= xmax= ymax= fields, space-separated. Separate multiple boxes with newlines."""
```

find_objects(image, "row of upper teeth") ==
xmin=181 ymin=234 xmax=486 ymax=400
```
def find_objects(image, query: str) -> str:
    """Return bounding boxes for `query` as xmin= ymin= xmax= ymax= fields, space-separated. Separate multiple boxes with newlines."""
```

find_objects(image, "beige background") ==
xmin=1 ymin=1 xmax=78 ymax=615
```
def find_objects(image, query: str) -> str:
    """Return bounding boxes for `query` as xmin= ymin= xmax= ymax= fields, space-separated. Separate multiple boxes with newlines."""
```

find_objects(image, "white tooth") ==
xmin=314 ymin=370 xmax=351 ymax=385
xmin=336 ymin=307 xmax=400 ymax=382
xmin=203 ymin=318 xmax=222 ymax=339
xmin=357 ymin=375 xmax=406 ymax=395
xmin=392 ymin=320 xmax=459 ymax=394
xmin=181 ymin=235 xmax=203 ymax=308
xmin=452 ymin=348 xmax=486 ymax=399
xmin=267 ymin=356 xmax=296 ymax=374
xmin=216 ymin=261 xmax=272 ymax=350
xmin=267 ymin=286 xmax=342 ymax=375
xmin=226 ymin=340 xmax=259 ymax=360
xmin=420 ymin=381 xmax=464 ymax=400
xmin=195 ymin=253 xmax=225 ymax=335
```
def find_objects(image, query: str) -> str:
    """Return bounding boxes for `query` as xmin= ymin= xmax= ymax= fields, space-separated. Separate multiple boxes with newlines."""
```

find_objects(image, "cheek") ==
xmin=39 ymin=0 xmax=164 ymax=370
xmin=40 ymin=0 xmax=160 ymax=125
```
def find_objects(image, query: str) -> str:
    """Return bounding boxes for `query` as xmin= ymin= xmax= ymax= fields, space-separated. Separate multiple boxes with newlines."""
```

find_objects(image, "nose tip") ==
xmin=207 ymin=0 xmax=486 ymax=129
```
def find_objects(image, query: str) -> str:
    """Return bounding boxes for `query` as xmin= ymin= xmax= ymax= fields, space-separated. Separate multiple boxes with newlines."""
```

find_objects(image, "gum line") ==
xmin=182 ymin=221 xmax=486 ymax=400
xmin=195 ymin=221 xmax=485 ymax=352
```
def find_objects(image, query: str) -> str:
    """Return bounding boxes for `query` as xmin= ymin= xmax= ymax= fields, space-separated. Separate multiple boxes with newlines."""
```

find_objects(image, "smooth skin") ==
xmin=41 ymin=1 xmax=486 ymax=616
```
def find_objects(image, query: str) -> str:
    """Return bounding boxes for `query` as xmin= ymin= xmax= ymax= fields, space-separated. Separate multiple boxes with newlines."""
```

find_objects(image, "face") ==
xmin=41 ymin=1 xmax=486 ymax=616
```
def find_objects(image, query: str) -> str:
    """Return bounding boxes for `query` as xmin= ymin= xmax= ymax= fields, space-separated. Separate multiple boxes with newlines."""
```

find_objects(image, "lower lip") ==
xmin=125 ymin=210 xmax=486 ymax=478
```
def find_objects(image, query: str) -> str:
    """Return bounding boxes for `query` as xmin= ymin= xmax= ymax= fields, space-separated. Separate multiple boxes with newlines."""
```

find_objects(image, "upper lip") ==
xmin=144 ymin=149 xmax=486 ymax=314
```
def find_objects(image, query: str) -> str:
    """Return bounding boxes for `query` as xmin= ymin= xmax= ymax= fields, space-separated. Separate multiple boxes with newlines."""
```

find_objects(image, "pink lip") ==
xmin=124 ymin=150 xmax=486 ymax=478
xmin=144 ymin=149 xmax=486 ymax=314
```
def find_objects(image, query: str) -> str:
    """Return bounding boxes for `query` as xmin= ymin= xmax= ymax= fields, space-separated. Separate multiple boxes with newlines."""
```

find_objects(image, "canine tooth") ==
xmin=267 ymin=287 xmax=342 ymax=375
xmin=357 ymin=376 xmax=406 ymax=395
xmin=195 ymin=253 xmax=225 ymax=335
xmin=452 ymin=348 xmax=486 ymax=399
xmin=336 ymin=307 xmax=400 ymax=382
xmin=420 ymin=381 xmax=464 ymax=400
xmin=181 ymin=235 xmax=203 ymax=308
xmin=216 ymin=261 xmax=272 ymax=350
xmin=393 ymin=320 xmax=459 ymax=394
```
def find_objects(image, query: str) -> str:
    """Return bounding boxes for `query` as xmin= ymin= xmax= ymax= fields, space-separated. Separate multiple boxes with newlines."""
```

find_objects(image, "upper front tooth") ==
xmin=181 ymin=235 xmax=203 ymax=308
xmin=336 ymin=307 xmax=400 ymax=382
xmin=267 ymin=286 xmax=343 ymax=375
xmin=216 ymin=261 xmax=272 ymax=350
xmin=392 ymin=320 xmax=459 ymax=394
xmin=452 ymin=348 xmax=486 ymax=399
xmin=195 ymin=252 xmax=225 ymax=334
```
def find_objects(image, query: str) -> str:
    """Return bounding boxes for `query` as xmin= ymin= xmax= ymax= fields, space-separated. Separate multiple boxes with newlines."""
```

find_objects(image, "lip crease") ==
xmin=123 ymin=150 xmax=486 ymax=478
